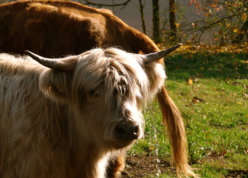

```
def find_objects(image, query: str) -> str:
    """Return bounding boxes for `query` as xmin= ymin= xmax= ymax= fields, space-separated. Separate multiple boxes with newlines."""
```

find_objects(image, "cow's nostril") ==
xmin=115 ymin=124 xmax=139 ymax=141
xmin=129 ymin=125 xmax=138 ymax=136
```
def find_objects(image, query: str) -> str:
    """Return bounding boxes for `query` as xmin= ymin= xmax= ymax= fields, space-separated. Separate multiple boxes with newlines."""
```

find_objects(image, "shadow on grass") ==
xmin=204 ymin=166 xmax=248 ymax=177
xmin=227 ymin=169 xmax=248 ymax=177
xmin=165 ymin=52 xmax=248 ymax=80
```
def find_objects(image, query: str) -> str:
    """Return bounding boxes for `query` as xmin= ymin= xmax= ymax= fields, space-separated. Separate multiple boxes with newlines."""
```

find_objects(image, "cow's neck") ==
xmin=70 ymin=139 xmax=110 ymax=178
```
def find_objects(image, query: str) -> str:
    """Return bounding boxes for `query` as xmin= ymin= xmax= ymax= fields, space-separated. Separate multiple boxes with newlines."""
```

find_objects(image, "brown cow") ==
xmin=0 ymin=0 xmax=196 ymax=177
xmin=0 ymin=47 xmax=169 ymax=178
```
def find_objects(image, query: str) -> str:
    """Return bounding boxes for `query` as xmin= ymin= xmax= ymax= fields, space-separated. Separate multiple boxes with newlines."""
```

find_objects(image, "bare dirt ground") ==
xmin=121 ymin=156 xmax=175 ymax=177
xmin=121 ymin=156 xmax=248 ymax=178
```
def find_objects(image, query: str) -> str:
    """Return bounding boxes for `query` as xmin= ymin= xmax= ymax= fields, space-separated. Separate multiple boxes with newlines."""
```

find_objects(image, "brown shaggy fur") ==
xmin=0 ymin=0 xmax=196 ymax=177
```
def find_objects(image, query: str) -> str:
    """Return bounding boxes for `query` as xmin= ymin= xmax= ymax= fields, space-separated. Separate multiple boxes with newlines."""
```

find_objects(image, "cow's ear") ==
xmin=39 ymin=70 xmax=72 ymax=102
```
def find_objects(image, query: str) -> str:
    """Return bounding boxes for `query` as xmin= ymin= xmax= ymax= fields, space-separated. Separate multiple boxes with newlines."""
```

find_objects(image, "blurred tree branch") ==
xmin=84 ymin=0 xmax=132 ymax=8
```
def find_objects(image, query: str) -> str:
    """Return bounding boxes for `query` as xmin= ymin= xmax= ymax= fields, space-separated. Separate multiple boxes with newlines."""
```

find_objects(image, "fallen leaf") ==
xmin=176 ymin=66 xmax=180 ymax=70
xmin=244 ymin=148 xmax=248 ymax=155
xmin=237 ymin=101 xmax=242 ymax=105
xmin=188 ymin=78 xmax=193 ymax=85
xmin=221 ymin=149 xmax=227 ymax=157
xmin=175 ymin=23 xmax=180 ymax=28
xmin=242 ymin=13 xmax=247 ymax=22
xmin=208 ymin=9 xmax=212 ymax=16
xmin=233 ymin=28 xmax=239 ymax=33
xmin=225 ymin=22 xmax=231 ymax=28
xmin=192 ymin=96 xmax=205 ymax=104
xmin=193 ymin=77 xmax=199 ymax=83
xmin=241 ymin=60 xmax=248 ymax=64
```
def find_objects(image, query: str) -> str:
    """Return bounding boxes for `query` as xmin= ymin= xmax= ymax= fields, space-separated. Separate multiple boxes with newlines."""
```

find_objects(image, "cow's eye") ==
xmin=89 ymin=89 xmax=101 ymax=97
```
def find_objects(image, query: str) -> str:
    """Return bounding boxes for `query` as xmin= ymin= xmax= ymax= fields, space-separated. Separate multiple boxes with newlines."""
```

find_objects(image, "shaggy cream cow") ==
xmin=0 ymin=46 xmax=181 ymax=178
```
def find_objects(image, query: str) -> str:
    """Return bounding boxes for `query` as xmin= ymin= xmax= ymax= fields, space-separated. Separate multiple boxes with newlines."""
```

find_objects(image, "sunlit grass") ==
xmin=128 ymin=52 xmax=248 ymax=177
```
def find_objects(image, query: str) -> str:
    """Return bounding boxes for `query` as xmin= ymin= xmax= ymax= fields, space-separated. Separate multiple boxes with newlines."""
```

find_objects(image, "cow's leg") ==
xmin=106 ymin=151 xmax=125 ymax=178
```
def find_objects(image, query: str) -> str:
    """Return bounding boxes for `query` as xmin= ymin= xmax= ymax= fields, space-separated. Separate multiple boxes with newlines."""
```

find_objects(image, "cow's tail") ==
xmin=157 ymin=86 xmax=197 ymax=177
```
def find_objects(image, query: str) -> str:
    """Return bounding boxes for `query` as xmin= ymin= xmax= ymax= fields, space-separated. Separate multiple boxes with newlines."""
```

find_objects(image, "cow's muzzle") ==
xmin=114 ymin=121 xmax=139 ymax=141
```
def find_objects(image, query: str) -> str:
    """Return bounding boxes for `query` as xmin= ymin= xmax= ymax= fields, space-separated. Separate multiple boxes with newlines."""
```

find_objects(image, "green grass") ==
xmin=128 ymin=52 xmax=248 ymax=177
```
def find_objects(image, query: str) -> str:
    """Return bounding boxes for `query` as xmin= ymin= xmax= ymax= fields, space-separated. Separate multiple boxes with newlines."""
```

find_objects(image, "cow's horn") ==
xmin=25 ymin=50 xmax=76 ymax=72
xmin=143 ymin=43 xmax=182 ymax=64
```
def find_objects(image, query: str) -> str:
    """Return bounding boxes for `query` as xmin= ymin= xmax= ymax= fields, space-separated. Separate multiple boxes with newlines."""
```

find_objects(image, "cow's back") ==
xmin=0 ymin=0 xmax=159 ymax=57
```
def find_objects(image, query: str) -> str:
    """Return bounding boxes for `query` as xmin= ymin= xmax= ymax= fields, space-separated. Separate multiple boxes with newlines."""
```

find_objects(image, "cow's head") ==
xmin=26 ymin=44 xmax=181 ymax=149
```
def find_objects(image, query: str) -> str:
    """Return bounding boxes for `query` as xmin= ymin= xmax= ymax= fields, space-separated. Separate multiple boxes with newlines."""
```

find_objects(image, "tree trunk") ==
xmin=152 ymin=0 xmax=160 ymax=43
xmin=138 ymin=0 xmax=147 ymax=34
xmin=169 ymin=0 xmax=178 ymax=43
